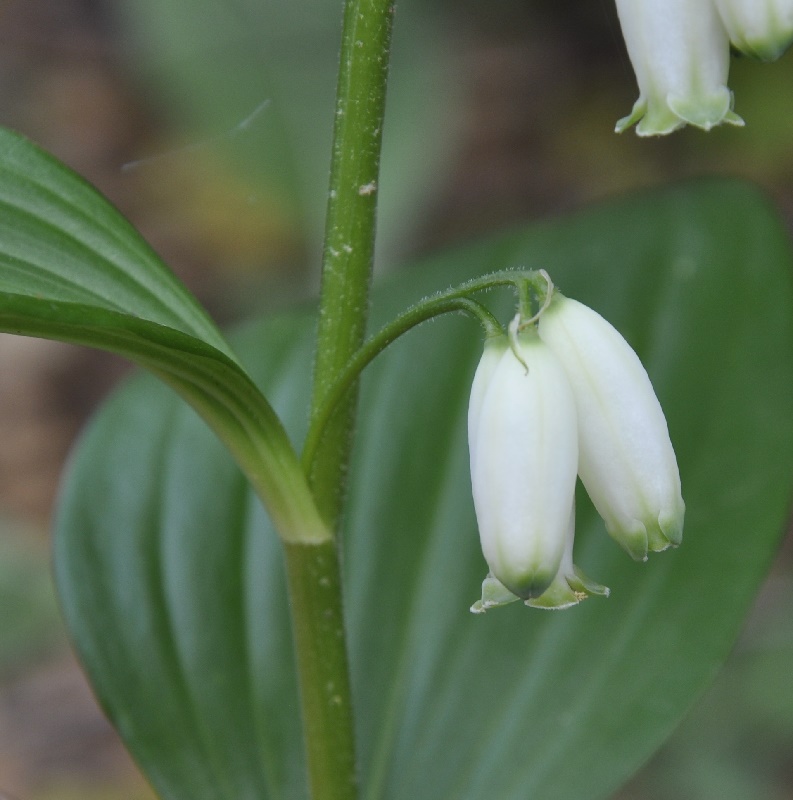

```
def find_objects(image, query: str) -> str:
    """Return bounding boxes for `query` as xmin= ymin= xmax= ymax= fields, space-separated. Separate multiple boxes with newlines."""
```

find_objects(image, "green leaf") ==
xmin=54 ymin=180 xmax=793 ymax=799
xmin=0 ymin=129 xmax=231 ymax=350
xmin=0 ymin=127 xmax=327 ymax=543
xmin=625 ymin=577 xmax=793 ymax=799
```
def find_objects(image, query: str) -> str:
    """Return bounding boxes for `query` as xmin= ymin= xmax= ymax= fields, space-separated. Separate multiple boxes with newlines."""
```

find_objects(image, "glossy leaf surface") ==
xmin=0 ymin=129 xmax=231 ymax=353
xmin=0 ymin=128 xmax=325 ymax=543
xmin=54 ymin=180 xmax=793 ymax=799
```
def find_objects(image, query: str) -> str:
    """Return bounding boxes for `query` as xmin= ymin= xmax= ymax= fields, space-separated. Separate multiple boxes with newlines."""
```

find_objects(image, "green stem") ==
xmin=518 ymin=279 xmax=533 ymax=320
xmin=285 ymin=541 xmax=356 ymax=800
xmin=307 ymin=0 xmax=396 ymax=520
xmin=446 ymin=267 xmax=550 ymax=300
xmin=301 ymin=296 xmax=502 ymax=473
xmin=283 ymin=2 xmax=395 ymax=800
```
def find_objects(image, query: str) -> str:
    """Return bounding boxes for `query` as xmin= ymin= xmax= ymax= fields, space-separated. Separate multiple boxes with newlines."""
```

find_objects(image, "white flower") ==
xmin=467 ymin=326 xmax=579 ymax=600
xmin=714 ymin=0 xmax=793 ymax=60
xmin=614 ymin=0 xmax=744 ymax=135
xmin=538 ymin=295 xmax=685 ymax=561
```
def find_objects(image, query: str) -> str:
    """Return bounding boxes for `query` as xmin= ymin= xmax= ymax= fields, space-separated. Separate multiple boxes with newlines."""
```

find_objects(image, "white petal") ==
xmin=469 ymin=330 xmax=578 ymax=598
xmin=467 ymin=335 xmax=508 ymax=469
xmin=538 ymin=296 xmax=685 ymax=560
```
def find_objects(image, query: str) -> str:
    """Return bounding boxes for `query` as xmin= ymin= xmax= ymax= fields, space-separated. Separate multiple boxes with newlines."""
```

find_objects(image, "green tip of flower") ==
xmin=613 ymin=523 xmax=650 ymax=562
xmin=488 ymin=560 xmax=558 ymax=601
xmin=526 ymin=568 xmax=609 ymax=610
xmin=615 ymin=99 xmax=647 ymax=134
xmin=571 ymin=566 xmax=611 ymax=598
xmin=667 ymin=89 xmax=744 ymax=131
xmin=659 ymin=507 xmax=685 ymax=548
xmin=525 ymin=586 xmax=582 ymax=611
xmin=472 ymin=567 xmax=609 ymax=614
xmin=611 ymin=507 xmax=685 ymax=559
xmin=617 ymin=91 xmax=745 ymax=136
xmin=723 ymin=110 xmax=746 ymax=127
xmin=616 ymin=96 xmax=686 ymax=136
xmin=732 ymin=35 xmax=793 ymax=62
xmin=470 ymin=573 xmax=521 ymax=614
xmin=646 ymin=525 xmax=674 ymax=553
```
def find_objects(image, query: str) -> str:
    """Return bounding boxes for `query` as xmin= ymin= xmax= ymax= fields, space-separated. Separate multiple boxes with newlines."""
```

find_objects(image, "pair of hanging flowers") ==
xmin=615 ymin=0 xmax=793 ymax=135
xmin=468 ymin=276 xmax=685 ymax=612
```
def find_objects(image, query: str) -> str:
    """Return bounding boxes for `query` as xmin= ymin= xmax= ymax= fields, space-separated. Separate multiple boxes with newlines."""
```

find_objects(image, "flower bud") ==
xmin=538 ymin=295 xmax=685 ymax=561
xmin=714 ymin=0 xmax=793 ymax=60
xmin=614 ymin=0 xmax=744 ymax=135
xmin=468 ymin=327 xmax=579 ymax=599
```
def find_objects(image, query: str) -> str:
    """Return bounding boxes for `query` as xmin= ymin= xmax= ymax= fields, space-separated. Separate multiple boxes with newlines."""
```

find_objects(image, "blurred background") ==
xmin=0 ymin=1 xmax=792 ymax=798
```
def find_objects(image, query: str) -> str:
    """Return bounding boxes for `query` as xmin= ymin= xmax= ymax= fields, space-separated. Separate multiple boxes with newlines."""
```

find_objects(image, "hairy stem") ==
xmin=298 ymin=266 xmax=550 ymax=472
xmin=283 ymin=2 xmax=396 ymax=800
xmin=307 ymin=0 xmax=396 ymax=520
xmin=285 ymin=541 xmax=357 ymax=800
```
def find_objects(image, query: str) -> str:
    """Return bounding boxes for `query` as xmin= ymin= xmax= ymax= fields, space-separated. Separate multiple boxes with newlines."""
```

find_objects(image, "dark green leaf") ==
xmin=54 ymin=180 xmax=793 ymax=799
xmin=0 ymin=128 xmax=231 ymax=353
xmin=0 ymin=128 xmax=326 ymax=543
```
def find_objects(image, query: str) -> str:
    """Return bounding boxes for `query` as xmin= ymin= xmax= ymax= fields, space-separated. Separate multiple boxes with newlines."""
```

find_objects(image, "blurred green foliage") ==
xmin=112 ymin=0 xmax=462 ymax=276
xmin=622 ymin=568 xmax=793 ymax=800
xmin=0 ymin=518 xmax=62 ymax=675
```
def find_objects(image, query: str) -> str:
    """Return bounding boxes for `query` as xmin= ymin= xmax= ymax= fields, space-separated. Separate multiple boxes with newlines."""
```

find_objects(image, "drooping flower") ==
xmin=614 ymin=0 xmax=744 ymax=135
xmin=538 ymin=294 xmax=685 ymax=561
xmin=468 ymin=326 xmax=578 ymax=599
xmin=468 ymin=323 xmax=586 ymax=603
xmin=713 ymin=0 xmax=793 ymax=60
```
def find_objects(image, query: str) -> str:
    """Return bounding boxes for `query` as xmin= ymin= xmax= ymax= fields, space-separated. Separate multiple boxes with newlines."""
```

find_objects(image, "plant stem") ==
xmin=307 ymin=0 xmax=395 ymax=519
xmin=285 ymin=541 xmax=357 ymax=800
xmin=283 ymin=2 xmax=395 ymax=800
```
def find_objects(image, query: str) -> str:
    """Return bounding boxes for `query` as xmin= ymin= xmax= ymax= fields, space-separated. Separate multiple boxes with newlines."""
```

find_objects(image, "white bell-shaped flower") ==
xmin=714 ymin=0 xmax=793 ymax=60
xmin=614 ymin=0 xmax=744 ymax=135
xmin=468 ymin=325 xmax=579 ymax=599
xmin=538 ymin=295 xmax=685 ymax=561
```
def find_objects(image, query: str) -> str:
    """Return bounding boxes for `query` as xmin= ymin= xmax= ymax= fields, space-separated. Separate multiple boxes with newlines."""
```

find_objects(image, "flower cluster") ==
xmin=615 ymin=0 xmax=793 ymax=136
xmin=468 ymin=290 xmax=684 ymax=612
